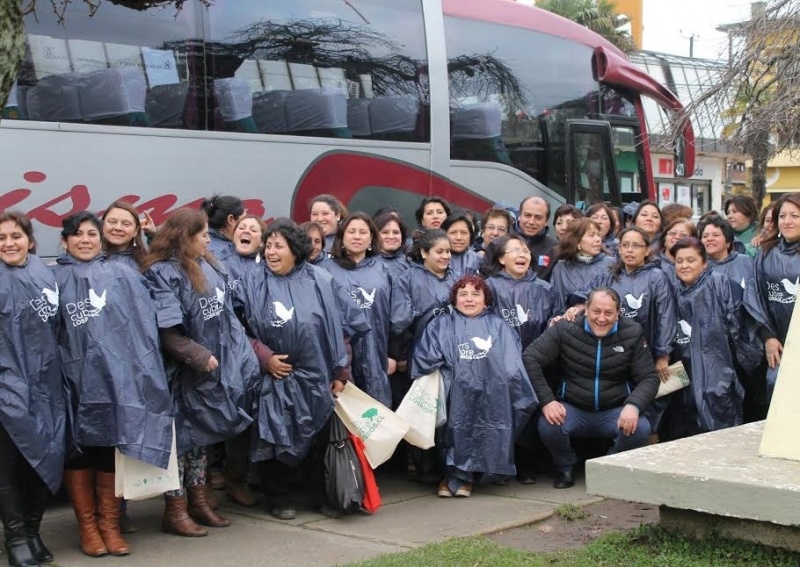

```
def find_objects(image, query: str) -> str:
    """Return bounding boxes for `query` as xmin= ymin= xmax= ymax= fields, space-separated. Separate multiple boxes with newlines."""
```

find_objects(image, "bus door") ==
xmin=565 ymin=119 xmax=621 ymax=207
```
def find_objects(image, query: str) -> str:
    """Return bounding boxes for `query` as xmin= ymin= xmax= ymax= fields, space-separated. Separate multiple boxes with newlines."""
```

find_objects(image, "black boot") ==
xmin=0 ymin=486 xmax=40 ymax=567
xmin=24 ymin=475 xmax=53 ymax=564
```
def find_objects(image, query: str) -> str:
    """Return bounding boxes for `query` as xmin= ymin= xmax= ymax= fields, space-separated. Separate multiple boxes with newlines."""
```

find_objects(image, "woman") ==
xmin=667 ymin=238 xmax=755 ymax=440
xmin=300 ymin=221 xmax=326 ymax=265
xmin=569 ymin=228 xmax=676 ymax=382
xmin=700 ymin=216 xmax=770 ymax=421
xmin=228 ymin=215 xmax=266 ymax=287
xmin=102 ymin=200 xmax=146 ymax=271
xmin=310 ymin=194 xmax=348 ymax=253
xmin=586 ymin=203 xmax=619 ymax=255
xmin=373 ymin=211 xmax=410 ymax=281
xmin=658 ymin=218 xmax=697 ymax=290
xmin=552 ymin=204 xmax=583 ymax=243
xmin=632 ymin=200 xmax=663 ymax=248
xmin=754 ymin=193 xmax=800 ymax=396
xmin=483 ymin=234 xmax=562 ymax=484
xmin=725 ymin=195 xmax=760 ymax=257
xmin=411 ymin=276 xmax=537 ymax=497
xmin=142 ymin=210 xmax=259 ymax=537
xmin=321 ymin=213 xmax=393 ymax=407
xmin=752 ymin=202 xmax=776 ymax=248
xmin=550 ymin=218 xmax=615 ymax=306
xmin=201 ymin=194 xmax=246 ymax=271
xmin=391 ymin=230 xmax=458 ymax=480
xmin=415 ymin=197 xmax=451 ymax=232
xmin=236 ymin=219 xmax=366 ymax=519
xmin=475 ymin=206 xmax=512 ymax=255
xmin=56 ymin=212 xmax=174 ymax=557
xmin=0 ymin=212 xmax=65 ymax=567
xmin=442 ymin=213 xmax=481 ymax=276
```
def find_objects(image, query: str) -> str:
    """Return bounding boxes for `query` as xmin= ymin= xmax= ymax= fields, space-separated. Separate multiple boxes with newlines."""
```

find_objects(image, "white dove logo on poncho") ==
xmin=625 ymin=293 xmax=643 ymax=310
xmin=676 ymin=319 xmax=692 ymax=345
xmin=472 ymin=335 xmax=493 ymax=353
xmin=83 ymin=288 xmax=106 ymax=317
xmin=781 ymin=278 xmax=798 ymax=296
xmin=355 ymin=287 xmax=376 ymax=308
xmin=42 ymin=284 xmax=59 ymax=306
xmin=272 ymin=301 xmax=295 ymax=327
xmin=740 ymin=278 xmax=746 ymax=290
xmin=515 ymin=304 xmax=529 ymax=324
xmin=215 ymin=286 xmax=226 ymax=304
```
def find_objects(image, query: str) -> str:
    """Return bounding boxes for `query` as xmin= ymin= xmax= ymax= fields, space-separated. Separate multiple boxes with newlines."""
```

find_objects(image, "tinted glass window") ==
xmin=8 ymin=0 xmax=429 ymax=142
xmin=203 ymin=0 xmax=429 ymax=140
xmin=13 ymin=3 xmax=200 ymax=128
xmin=444 ymin=16 xmax=599 ymax=198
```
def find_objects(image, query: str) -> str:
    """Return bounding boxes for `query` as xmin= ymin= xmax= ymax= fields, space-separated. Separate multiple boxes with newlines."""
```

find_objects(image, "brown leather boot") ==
xmin=224 ymin=469 xmax=257 ymax=507
xmin=187 ymin=485 xmax=231 ymax=528
xmin=63 ymin=469 xmax=108 ymax=557
xmin=95 ymin=472 xmax=130 ymax=556
xmin=162 ymin=495 xmax=208 ymax=537
xmin=205 ymin=483 xmax=219 ymax=510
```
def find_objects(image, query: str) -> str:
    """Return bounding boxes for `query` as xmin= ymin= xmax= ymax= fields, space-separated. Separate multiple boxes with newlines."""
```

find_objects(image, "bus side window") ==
xmin=204 ymin=0 xmax=429 ymax=141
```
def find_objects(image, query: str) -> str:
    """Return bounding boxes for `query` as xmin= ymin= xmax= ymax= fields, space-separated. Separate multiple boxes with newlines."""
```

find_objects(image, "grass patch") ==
xmin=347 ymin=525 xmax=800 ymax=567
xmin=554 ymin=502 xmax=588 ymax=521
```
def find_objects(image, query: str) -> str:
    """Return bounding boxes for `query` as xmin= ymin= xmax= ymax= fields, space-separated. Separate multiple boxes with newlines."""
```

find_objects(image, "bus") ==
xmin=0 ymin=0 xmax=695 ymax=256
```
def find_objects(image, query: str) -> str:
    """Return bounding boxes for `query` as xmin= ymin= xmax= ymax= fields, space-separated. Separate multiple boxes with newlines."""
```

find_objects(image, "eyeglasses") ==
xmin=504 ymin=247 xmax=531 ymax=256
xmin=484 ymin=224 xmax=508 ymax=234
xmin=619 ymin=242 xmax=646 ymax=250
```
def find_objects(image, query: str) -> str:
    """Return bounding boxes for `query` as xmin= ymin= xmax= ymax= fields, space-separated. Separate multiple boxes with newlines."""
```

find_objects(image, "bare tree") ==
xmin=683 ymin=0 xmax=800 ymax=208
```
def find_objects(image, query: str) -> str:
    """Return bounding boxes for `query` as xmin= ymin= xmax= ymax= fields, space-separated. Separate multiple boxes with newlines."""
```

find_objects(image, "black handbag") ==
xmin=324 ymin=415 xmax=365 ymax=514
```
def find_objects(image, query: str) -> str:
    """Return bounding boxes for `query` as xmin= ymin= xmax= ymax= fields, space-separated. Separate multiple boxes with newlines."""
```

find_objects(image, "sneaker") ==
xmin=437 ymin=480 xmax=453 ymax=498
xmin=454 ymin=483 xmax=472 ymax=498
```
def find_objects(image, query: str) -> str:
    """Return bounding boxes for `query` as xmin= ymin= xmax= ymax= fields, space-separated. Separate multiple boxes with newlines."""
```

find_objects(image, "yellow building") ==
xmin=614 ymin=0 xmax=643 ymax=49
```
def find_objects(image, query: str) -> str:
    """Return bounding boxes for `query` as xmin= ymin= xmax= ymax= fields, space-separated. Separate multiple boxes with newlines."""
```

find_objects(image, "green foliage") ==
xmin=348 ymin=525 xmax=800 ymax=567
xmin=538 ymin=0 xmax=634 ymax=51
xmin=554 ymin=503 xmax=589 ymax=521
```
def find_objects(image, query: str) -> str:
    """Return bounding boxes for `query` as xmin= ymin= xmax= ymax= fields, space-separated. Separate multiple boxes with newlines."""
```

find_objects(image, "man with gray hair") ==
xmin=522 ymin=288 xmax=659 ymax=488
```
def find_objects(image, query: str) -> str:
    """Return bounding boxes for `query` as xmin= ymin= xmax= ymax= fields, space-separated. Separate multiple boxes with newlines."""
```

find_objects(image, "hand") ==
xmin=331 ymin=380 xmax=345 ymax=396
xmin=542 ymin=401 xmax=567 ymax=426
xmin=140 ymin=211 xmax=157 ymax=237
xmin=765 ymin=338 xmax=783 ymax=369
xmin=387 ymin=358 xmax=398 ymax=376
xmin=655 ymin=356 xmax=670 ymax=383
xmin=548 ymin=315 xmax=565 ymax=327
xmin=751 ymin=233 xmax=763 ymax=247
xmin=564 ymin=304 xmax=585 ymax=322
xmin=204 ymin=355 xmax=219 ymax=372
xmin=397 ymin=360 xmax=408 ymax=373
xmin=617 ymin=404 xmax=640 ymax=436
xmin=266 ymin=354 xmax=292 ymax=379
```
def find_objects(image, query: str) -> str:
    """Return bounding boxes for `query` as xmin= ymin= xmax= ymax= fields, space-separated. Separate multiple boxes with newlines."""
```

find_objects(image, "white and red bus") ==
xmin=1 ymin=0 xmax=694 ymax=256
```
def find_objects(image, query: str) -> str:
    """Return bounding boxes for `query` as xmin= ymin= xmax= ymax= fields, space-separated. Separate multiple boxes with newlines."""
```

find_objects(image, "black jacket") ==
xmin=512 ymin=223 xmax=558 ymax=281
xmin=522 ymin=315 xmax=659 ymax=412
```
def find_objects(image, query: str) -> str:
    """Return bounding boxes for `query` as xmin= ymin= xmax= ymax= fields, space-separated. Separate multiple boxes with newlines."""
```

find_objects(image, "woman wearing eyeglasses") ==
xmin=474 ymin=207 xmax=512 ymax=256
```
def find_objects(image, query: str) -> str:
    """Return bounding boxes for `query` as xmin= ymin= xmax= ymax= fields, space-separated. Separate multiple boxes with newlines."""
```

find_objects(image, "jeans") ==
xmin=537 ymin=403 xmax=650 ymax=473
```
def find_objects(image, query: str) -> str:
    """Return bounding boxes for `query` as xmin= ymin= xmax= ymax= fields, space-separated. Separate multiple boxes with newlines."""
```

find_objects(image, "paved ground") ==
xmin=29 ymin=472 xmax=604 ymax=567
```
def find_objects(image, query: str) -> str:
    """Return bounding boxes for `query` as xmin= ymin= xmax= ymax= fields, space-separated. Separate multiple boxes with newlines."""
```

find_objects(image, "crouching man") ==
xmin=523 ymin=288 xmax=659 ymax=489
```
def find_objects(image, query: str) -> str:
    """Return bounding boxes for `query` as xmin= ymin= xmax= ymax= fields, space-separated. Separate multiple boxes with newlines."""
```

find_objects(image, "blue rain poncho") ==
xmin=0 ymin=256 xmax=66 ymax=492
xmin=754 ymin=238 xmax=800 ymax=344
xmin=55 ymin=253 xmax=174 ymax=469
xmin=551 ymin=254 xmax=615 ymax=306
xmin=411 ymin=309 xmax=538 ymax=478
xmin=391 ymin=263 xmax=459 ymax=339
xmin=449 ymin=249 xmax=482 ymax=276
xmin=321 ymin=257 xmax=392 ymax=407
xmin=377 ymin=250 xmax=410 ymax=283
xmin=669 ymin=268 xmax=750 ymax=438
xmin=237 ymin=262 xmax=367 ymax=465
xmin=145 ymin=257 xmax=258 ymax=454
xmin=485 ymin=271 xmax=563 ymax=350
xmin=106 ymin=248 xmax=140 ymax=271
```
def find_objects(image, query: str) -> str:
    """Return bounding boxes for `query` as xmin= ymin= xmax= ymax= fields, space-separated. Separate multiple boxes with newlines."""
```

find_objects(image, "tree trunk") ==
xmin=750 ymin=130 xmax=770 ymax=210
xmin=0 ymin=0 xmax=25 ymax=114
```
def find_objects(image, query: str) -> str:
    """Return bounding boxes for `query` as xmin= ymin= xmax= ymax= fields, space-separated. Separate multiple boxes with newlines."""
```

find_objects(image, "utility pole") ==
xmin=679 ymin=30 xmax=699 ymax=58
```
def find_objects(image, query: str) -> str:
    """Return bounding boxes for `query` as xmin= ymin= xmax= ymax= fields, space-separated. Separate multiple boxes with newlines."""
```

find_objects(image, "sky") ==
xmin=640 ymin=0 xmax=753 ymax=61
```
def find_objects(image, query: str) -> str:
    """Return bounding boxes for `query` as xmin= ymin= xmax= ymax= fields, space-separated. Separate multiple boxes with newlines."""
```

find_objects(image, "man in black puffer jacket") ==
xmin=523 ymin=288 xmax=659 ymax=488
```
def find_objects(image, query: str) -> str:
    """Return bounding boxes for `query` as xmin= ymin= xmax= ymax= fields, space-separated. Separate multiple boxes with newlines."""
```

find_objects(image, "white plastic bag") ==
xmin=115 ymin=422 xmax=180 ymax=500
xmin=656 ymin=361 xmax=691 ymax=398
xmin=396 ymin=369 xmax=444 ymax=449
xmin=334 ymin=382 xmax=410 ymax=469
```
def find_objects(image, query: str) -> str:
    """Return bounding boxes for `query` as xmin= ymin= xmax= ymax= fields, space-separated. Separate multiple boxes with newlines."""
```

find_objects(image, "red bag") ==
xmin=349 ymin=433 xmax=381 ymax=513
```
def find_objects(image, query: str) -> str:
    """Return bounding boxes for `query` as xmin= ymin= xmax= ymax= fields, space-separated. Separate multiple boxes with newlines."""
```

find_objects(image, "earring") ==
xmin=367 ymin=245 xmax=372 ymax=251
xmin=132 ymin=239 xmax=137 ymax=248
xmin=578 ymin=246 xmax=582 ymax=252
